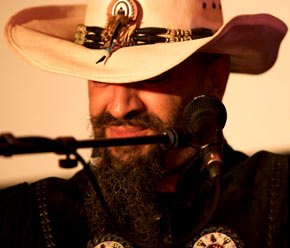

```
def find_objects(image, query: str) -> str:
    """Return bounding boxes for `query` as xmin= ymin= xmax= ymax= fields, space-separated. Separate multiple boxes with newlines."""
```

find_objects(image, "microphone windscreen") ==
xmin=183 ymin=95 xmax=227 ymax=134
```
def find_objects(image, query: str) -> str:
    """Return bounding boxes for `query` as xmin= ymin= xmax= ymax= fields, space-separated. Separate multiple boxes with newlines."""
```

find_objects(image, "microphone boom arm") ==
xmin=0 ymin=129 xmax=178 ymax=157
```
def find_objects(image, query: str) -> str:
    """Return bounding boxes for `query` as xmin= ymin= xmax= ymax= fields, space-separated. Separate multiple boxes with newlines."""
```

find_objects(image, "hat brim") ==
xmin=5 ymin=5 xmax=288 ymax=83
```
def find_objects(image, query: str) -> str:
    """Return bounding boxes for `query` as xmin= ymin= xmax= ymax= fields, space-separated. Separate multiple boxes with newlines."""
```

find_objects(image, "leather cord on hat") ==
xmin=75 ymin=25 xmax=214 ymax=49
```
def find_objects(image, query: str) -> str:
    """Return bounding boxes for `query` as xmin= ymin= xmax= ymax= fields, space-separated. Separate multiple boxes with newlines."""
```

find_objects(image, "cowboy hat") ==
xmin=4 ymin=0 xmax=288 ymax=83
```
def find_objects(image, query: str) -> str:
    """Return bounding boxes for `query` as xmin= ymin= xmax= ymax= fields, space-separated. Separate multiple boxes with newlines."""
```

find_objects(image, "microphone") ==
xmin=183 ymin=95 xmax=227 ymax=179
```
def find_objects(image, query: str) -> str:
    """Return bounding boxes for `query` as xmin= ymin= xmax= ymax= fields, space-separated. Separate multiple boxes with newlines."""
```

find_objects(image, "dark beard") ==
xmin=85 ymin=111 xmax=182 ymax=242
xmin=86 ymin=145 xmax=166 ymax=243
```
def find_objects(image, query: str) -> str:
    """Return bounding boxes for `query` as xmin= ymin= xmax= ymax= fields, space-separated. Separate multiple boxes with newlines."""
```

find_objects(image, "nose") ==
xmin=106 ymin=84 xmax=144 ymax=119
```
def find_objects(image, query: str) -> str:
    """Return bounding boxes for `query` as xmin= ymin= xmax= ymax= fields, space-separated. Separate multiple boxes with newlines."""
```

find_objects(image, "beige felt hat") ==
xmin=4 ymin=0 xmax=288 ymax=83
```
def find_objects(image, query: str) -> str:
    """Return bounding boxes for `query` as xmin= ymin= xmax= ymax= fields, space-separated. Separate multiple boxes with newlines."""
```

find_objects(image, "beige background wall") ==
xmin=0 ymin=0 xmax=290 ymax=188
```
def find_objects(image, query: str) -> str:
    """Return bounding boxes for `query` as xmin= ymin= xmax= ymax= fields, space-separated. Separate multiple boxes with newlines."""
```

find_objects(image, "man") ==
xmin=1 ymin=0 xmax=289 ymax=248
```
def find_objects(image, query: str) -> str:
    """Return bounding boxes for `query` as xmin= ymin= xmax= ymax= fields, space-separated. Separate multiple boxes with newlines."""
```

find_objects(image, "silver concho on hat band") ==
xmin=110 ymin=0 xmax=138 ymax=20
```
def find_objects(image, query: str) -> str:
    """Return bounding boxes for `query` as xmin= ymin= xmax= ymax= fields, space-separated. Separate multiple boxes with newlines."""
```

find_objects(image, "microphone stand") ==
xmin=0 ymin=96 xmax=227 ymax=247
xmin=0 ymin=129 xmax=178 ymax=158
xmin=0 ymin=129 xmax=221 ymax=248
xmin=0 ymin=129 xmax=179 ymax=242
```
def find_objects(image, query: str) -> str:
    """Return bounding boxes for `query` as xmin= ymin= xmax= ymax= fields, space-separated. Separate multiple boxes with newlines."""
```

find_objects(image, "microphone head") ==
xmin=183 ymin=95 xmax=227 ymax=134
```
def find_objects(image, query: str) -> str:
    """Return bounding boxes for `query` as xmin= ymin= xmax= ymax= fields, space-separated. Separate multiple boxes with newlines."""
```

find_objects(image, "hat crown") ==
xmin=85 ymin=0 xmax=223 ymax=31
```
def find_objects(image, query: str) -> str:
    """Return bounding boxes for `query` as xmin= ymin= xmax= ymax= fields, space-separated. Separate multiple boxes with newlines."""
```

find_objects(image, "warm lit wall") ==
xmin=0 ymin=0 xmax=289 ymax=187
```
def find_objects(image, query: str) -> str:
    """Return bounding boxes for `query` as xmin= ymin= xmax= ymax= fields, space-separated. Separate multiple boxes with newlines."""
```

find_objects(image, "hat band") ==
xmin=74 ymin=24 xmax=214 ymax=49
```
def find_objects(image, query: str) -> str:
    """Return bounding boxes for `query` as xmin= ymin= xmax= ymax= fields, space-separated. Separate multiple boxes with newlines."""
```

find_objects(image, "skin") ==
xmin=88 ymin=53 xmax=230 ymax=191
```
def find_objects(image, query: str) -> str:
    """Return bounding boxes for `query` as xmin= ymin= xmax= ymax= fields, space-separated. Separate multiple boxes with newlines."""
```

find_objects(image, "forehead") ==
xmin=176 ymin=52 xmax=221 ymax=69
xmin=89 ymin=52 xmax=221 ymax=87
xmin=152 ymin=52 xmax=221 ymax=79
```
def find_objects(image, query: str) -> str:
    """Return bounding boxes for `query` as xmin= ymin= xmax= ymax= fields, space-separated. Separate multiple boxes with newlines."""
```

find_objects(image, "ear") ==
xmin=203 ymin=54 xmax=231 ymax=100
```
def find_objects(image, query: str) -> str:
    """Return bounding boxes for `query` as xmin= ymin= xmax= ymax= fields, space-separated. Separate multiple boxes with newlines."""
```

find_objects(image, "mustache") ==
xmin=90 ymin=112 xmax=165 ymax=132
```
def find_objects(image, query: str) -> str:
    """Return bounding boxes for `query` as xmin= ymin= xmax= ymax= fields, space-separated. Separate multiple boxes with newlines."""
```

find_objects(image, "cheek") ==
xmin=88 ymin=82 xmax=107 ymax=116
xmin=141 ymin=92 xmax=183 ymax=124
xmin=148 ymin=86 xmax=198 ymax=123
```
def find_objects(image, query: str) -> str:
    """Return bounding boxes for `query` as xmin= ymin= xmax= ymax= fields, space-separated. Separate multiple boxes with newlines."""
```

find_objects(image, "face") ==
xmin=88 ymin=53 xmax=229 ymax=170
xmin=85 ymin=53 xmax=229 ymax=238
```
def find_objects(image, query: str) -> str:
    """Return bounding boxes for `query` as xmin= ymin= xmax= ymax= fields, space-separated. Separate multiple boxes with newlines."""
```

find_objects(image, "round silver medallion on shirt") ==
xmin=89 ymin=233 xmax=134 ymax=248
xmin=186 ymin=226 xmax=246 ymax=248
